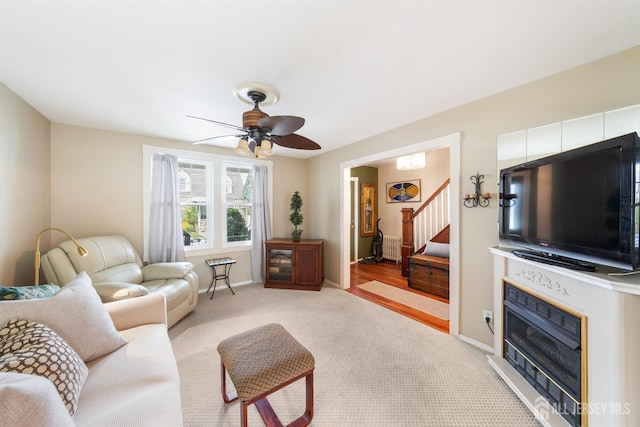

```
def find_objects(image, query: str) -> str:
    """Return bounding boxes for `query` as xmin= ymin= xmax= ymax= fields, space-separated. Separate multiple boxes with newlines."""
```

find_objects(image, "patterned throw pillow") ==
xmin=0 ymin=319 xmax=89 ymax=415
xmin=0 ymin=284 xmax=61 ymax=300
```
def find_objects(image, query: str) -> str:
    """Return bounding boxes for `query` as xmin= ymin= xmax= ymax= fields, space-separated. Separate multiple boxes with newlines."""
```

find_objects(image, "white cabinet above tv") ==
xmin=562 ymin=113 xmax=604 ymax=151
xmin=498 ymin=104 xmax=640 ymax=171
xmin=526 ymin=122 xmax=561 ymax=161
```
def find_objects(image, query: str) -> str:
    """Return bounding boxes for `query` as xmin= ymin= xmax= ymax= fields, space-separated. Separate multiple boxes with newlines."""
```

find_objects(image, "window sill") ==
xmin=185 ymin=245 xmax=251 ymax=258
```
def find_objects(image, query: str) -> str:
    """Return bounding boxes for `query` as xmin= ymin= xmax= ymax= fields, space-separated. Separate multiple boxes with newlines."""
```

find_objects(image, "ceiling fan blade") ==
xmin=258 ymin=115 xmax=305 ymax=136
xmin=272 ymin=134 xmax=321 ymax=150
xmin=187 ymin=115 xmax=245 ymax=132
xmin=193 ymin=134 xmax=245 ymax=144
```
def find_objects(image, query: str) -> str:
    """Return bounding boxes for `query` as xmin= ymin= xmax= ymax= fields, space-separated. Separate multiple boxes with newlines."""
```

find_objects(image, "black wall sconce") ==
xmin=463 ymin=172 xmax=491 ymax=208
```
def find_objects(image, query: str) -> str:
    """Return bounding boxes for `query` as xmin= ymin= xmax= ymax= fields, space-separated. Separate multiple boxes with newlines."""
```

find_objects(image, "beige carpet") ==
xmin=169 ymin=283 xmax=540 ymax=427
xmin=357 ymin=280 xmax=450 ymax=321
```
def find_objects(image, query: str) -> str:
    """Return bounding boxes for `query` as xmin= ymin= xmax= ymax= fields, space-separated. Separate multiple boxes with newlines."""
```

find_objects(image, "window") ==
xmin=142 ymin=145 xmax=272 ymax=258
xmin=224 ymin=164 xmax=252 ymax=243
xmin=179 ymin=161 xmax=208 ymax=246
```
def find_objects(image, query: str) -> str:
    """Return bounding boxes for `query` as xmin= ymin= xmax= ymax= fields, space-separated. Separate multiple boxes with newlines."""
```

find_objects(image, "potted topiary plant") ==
xmin=289 ymin=190 xmax=304 ymax=242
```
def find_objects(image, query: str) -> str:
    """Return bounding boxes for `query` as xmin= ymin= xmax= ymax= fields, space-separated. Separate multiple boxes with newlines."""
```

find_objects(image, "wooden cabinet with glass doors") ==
xmin=265 ymin=239 xmax=324 ymax=290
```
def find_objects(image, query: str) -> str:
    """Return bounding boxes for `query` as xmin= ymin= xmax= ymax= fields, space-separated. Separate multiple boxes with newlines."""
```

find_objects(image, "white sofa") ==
xmin=0 ymin=273 xmax=183 ymax=426
xmin=40 ymin=234 xmax=199 ymax=327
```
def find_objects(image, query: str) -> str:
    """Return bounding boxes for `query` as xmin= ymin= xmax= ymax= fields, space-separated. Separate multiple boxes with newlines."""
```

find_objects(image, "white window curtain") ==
xmin=149 ymin=153 xmax=185 ymax=263
xmin=251 ymin=166 xmax=271 ymax=282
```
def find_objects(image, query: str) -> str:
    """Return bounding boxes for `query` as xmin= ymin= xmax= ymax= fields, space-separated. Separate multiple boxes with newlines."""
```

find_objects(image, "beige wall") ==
xmin=269 ymin=156 xmax=309 ymax=239
xmin=308 ymin=46 xmax=640 ymax=346
xmin=50 ymin=125 xmax=148 ymax=247
xmin=377 ymin=148 xmax=450 ymax=238
xmin=0 ymin=82 xmax=51 ymax=284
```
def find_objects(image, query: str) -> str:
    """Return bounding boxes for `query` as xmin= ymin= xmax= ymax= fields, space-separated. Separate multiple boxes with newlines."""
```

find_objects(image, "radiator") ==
xmin=382 ymin=235 xmax=402 ymax=263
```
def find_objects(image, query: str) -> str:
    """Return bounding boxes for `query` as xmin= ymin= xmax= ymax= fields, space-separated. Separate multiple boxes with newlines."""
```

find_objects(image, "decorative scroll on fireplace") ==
xmin=502 ymin=281 xmax=587 ymax=427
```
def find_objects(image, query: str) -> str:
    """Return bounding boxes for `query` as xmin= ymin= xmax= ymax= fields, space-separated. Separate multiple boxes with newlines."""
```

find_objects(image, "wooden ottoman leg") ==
xmin=306 ymin=371 xmax=314 ymax=422
xmin=295 ymin=370 xmax=314 ymax=427
xmin=221 ymin=360 xmax=238 ymax=403
xmin=252 ymin=369 xmax=314 ymax=427
xmin=241 ymin=401 xmax=250 ymax=427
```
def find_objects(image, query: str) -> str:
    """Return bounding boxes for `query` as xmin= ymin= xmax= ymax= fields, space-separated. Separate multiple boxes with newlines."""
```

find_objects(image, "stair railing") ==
xmin=401 ymin=179 xmax=450 ymax=276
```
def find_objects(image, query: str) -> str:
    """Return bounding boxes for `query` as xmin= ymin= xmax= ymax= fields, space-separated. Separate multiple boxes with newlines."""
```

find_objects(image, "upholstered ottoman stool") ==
xmin=217 ymin=323 xmax=315 ymax=427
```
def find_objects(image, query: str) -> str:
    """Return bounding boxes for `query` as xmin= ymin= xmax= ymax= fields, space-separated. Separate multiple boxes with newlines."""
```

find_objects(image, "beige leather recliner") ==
xmin=40 ymin=235 xmax=199 ymax=327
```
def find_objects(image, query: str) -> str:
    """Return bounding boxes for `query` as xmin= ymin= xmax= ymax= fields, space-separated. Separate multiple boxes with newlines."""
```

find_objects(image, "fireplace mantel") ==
xmin=489 ymin=246 xmax=640 ymax=427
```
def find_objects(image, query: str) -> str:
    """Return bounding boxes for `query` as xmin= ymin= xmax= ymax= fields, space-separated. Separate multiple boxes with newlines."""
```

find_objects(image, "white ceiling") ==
xmin=1 ymin=1 xmax=639 ymax=159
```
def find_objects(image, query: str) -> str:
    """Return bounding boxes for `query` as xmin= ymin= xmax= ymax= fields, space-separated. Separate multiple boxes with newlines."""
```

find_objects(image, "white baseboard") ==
xmin=198 ymin=280 xmax=253 ymax=294
xmin=457 ymin=334 xmax=494 ymax=353
xmin=199 ymin=279 xmax=339 ymax=294
xmin=322 ymin=279 xmax=340 ymax=288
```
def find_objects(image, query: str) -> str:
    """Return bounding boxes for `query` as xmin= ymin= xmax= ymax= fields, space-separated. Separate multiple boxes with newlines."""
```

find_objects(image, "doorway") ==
xmin=340 ymin=132 xmax=461 ymax=336
xmin=350 ymin=177 xmax=359 ymax=262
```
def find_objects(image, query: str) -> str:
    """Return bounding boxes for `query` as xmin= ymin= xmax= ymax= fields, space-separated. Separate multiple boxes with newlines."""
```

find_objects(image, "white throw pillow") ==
xmin=0 ymin=272 xmax=127 ymax=362
xmin=0 ymin=372 xmax=74 ymax=427
xmin=422 ymin=241 xmax=450 ymax=258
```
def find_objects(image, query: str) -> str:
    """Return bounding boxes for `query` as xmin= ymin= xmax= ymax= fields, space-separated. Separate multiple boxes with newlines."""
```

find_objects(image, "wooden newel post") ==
xmin=401 ymin=207 xmax=414 ymax=277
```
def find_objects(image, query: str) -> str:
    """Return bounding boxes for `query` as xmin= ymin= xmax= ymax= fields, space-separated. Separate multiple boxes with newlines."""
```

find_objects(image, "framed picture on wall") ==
xmin=386 ymin=179 xmax=421 ymax=203
xmin=361 ymin=183 xmax=376 ymax=237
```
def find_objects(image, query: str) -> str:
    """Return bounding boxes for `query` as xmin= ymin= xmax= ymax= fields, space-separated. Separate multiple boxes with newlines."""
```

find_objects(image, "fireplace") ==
xmin=489 ymin=247 xmax=640 ymax=427
xmin=503 ymin=281 xmax=586 ymax=427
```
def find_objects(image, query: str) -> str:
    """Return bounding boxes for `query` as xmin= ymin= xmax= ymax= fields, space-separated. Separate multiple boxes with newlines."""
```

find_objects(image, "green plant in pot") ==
xmin=289 ymin=190 xmax=304 ymax=242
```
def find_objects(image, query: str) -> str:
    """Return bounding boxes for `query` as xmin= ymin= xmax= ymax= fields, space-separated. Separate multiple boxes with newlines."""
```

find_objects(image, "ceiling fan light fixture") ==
xmin=253 ymin=145 xmax=267 ymax=159
xmin=234 ymin=138 xmax=251 ymax=155
xmin=261 ymin=139 xmax=273 ymax=156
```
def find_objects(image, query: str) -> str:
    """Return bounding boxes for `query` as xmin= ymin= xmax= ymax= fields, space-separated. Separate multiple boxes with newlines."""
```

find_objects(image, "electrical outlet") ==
xmin=483 ymin=310 xmax=493 ymax=322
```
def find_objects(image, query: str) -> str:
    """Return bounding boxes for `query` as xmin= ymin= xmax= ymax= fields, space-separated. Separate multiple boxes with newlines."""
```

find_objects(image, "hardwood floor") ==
xmin=348 ymin=260 xmax=449 ymax=333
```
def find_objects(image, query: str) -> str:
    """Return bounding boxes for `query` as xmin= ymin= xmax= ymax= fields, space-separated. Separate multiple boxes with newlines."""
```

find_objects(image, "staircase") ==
xmin=401 ymin=179 xmax=450 ymax=276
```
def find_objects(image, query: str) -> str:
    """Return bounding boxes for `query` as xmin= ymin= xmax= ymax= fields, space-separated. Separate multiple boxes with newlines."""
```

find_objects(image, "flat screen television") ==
xmin=498 ymin=132 xmax=640 ymax=272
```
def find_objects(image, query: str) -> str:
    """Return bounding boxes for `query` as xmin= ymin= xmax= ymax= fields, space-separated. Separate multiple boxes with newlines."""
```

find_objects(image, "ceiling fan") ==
xmin=187 ymin=83 xmax=321 ymax=158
